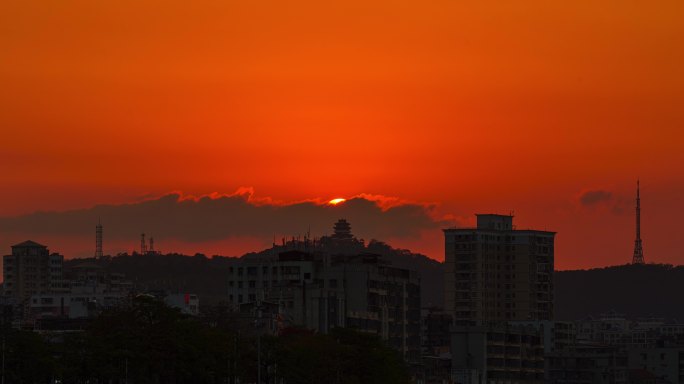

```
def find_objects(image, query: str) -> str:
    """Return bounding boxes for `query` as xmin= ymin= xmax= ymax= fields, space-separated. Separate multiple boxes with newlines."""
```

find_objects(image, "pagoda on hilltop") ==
xmin=331 ymin=219 xmax=353 ymax=241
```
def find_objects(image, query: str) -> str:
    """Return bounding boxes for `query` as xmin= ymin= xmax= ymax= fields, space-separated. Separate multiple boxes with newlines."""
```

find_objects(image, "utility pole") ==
xmin=256 ymin=299 xmax=262 ymax=384
xmin=2 ymin=334 xmax=5 ymax=384
xmin=1 ymin=311 xmax=5 ymax=384
xmin=257 ymin=328 xmax=261 ymax=384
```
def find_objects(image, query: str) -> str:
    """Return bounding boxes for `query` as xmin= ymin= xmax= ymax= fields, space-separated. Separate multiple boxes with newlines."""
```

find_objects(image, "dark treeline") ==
xmin=1 ymin=297 xmax=410 ymax=384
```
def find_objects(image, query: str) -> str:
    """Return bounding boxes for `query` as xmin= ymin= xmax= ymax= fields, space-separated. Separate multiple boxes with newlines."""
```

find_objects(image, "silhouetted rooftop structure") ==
xmin=278 ymin=250 xmax=315 ymax=262
xmin=12 ymin=240 xmax=47 ymax=249
xmin=331 ymin=219 xmax=353 ymax=240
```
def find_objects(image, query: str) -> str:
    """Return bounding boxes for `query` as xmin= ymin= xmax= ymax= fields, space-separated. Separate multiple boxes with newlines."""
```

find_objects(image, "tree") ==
xmin=60 ymin=296 xmax=234 ymax=383
xmin=275 ymin=327 xmax=410 ymax=384
xmin=2 ymin=329 xmax=56 ymax=383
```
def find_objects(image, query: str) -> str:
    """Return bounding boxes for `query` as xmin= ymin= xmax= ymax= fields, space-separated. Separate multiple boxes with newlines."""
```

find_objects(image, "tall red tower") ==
xmin=632 ymin=180 xmax=645 ymax=264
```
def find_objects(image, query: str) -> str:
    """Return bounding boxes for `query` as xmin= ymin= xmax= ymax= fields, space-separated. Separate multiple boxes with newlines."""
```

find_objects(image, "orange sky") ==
xmin=1 ymin=0 xmax=683 ymax=269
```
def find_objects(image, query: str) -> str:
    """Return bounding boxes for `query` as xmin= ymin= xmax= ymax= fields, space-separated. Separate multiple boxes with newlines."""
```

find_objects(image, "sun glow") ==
xmin=328 ymin=198 xmax=346 ymax=205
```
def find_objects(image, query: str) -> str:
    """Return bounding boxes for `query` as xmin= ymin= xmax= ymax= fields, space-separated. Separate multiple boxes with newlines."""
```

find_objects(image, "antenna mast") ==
xmin=632 ymin=180 xmax=645 ymax=264
xmin=95 ymin=219 xmax=103 ymax=259
xmin=141 ymin=233 xmax=147 ymax=255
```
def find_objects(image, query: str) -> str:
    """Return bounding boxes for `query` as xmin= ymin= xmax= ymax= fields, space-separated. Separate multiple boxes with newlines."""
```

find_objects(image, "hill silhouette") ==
xmin=555 ymin=263 xmax=684 ymax=320
xmin=241 ymin=237 xmax=445 ymax=307
xmin=65 ymin=252 xmax=684 ymax=320
xmin=66 ymin=237 xmax=444 ymax=307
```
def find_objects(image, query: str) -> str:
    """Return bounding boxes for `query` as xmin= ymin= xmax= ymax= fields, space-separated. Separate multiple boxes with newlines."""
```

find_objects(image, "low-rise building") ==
xmin=451 ymin=323 xmax=545 ymax=384
xmin=628 ymin=345 xmax=684 ymax=384
xmin=422 ymin=306 xmax=453 ymax=356
xmin=575 ymin=312 xmax=684 ymax=350
xmin=164 ymin=293 xmax=199 ymax=316
xmin=29 ymin=290 xmax=125 ymax=320
xmin=547 ymin=342 xmax=628 ymax=384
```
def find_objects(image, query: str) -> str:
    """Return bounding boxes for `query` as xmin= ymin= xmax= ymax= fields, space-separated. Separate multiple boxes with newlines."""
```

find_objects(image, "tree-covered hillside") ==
xmin=555 ymin=263 xmax=684 ymax=320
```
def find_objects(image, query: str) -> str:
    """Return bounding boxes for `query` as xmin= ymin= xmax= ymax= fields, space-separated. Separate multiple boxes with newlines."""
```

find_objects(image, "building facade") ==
xmin=444 ymin=214 xmax=555 ymax=326
xmin=164 ymin=293 xmax=200 ymax=316
xmin=628 ymin=346 xmax=684 ymax=383
xmin=547 ymin=343 xmax=628 ymax=384
xmin=422 ymin=306 xmax=453 ymax=356
xmin=227 ymin=250 xmax=421 ymax=360
xmin=451 ymin=323 xmax=545 ymax=384
xmin=3 ymin=241 xmax=65 ymax=301
xmin=24 ymin=259 xmax=133 ymax=327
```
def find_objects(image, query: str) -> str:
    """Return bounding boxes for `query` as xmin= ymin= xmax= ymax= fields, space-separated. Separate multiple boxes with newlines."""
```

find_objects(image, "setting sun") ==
xmin=328 ymin=198 xmax=346 ymax=206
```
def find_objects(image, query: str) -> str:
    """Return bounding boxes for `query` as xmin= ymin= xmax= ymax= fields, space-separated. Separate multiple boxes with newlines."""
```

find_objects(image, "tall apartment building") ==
xmin=3 ymin=241 xmax=64 ymax=301
xmin=227 ymin=250 xmax=421 ymax=360
xmin=444 ymin=214 xmax=555 ymax=325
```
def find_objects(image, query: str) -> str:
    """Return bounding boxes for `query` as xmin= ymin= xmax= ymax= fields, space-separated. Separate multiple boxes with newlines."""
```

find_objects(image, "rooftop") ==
xmin=443 ymin=213 xmax=556 ymax=234
xmin=11 ymin=240 xmax=47 ymax=248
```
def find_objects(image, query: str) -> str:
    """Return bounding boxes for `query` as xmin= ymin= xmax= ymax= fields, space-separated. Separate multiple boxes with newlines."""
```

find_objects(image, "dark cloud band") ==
xmin=0 ymin=191 xmax=448 ymax=245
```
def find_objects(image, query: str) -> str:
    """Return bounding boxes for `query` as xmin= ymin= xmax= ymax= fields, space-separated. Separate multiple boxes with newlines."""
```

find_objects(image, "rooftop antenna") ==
xmin=141 ymin=233 xmax=147 ymax=255
xmin=306 ymin=226 xmax=311 ymax=250
xmin=95 ymin=219 xmax=103 ymax=259
xmin=632 ymin=179 xmax=645 ymax=264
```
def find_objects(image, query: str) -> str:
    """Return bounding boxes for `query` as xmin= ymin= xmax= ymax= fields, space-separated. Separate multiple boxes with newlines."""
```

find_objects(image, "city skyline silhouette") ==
xmin=1 ymin=2 xmax=683 ymax=382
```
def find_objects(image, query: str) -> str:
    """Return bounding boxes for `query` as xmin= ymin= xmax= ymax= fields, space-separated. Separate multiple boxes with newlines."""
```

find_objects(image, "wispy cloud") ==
xmin=578 ymin=189 xmax=613 ymax=207
xmin=576 ymin=187 xmax=631 ymax=216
